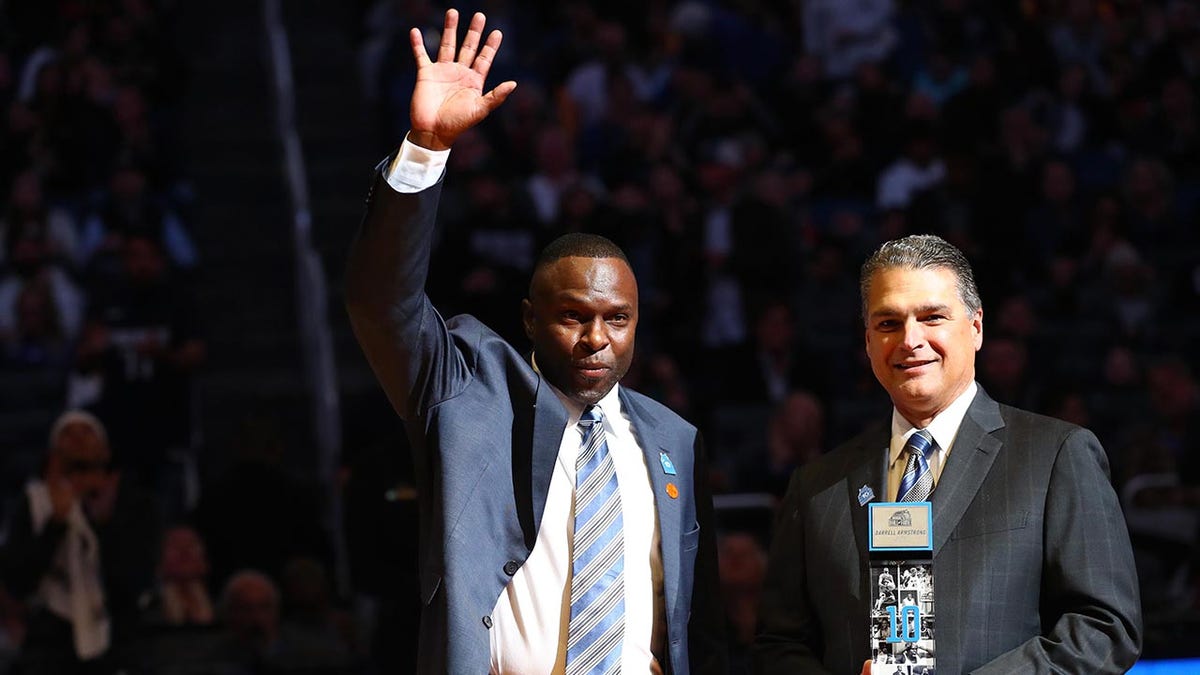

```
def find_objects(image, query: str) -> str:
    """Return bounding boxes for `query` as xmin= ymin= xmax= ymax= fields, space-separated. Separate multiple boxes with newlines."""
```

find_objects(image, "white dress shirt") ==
xmin=887 ymin=381 xmax=978 ymax=501
xmin=383 ymin=141 xmax=665 ymax=673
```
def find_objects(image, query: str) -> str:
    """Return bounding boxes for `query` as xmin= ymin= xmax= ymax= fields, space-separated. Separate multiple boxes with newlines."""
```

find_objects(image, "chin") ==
xmin=569 ymin=380 xmax=614 ymax=406
xmin=572 ymin=389 xmax=606 ymax=406
xmin=891 ymin=385 xmax=937 ymax=410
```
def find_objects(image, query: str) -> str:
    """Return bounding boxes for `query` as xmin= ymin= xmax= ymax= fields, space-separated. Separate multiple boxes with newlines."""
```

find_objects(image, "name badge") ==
xmin=868 ymin=502 xmax=933 ymax=552
xmin=659 ymin=451 xmax=677 ymax=475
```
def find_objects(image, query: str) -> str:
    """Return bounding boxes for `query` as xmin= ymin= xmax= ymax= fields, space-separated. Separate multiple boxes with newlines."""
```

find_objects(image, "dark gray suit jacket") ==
xmin=345 ymin=164 xmax=726 ymax=674
xmin=753 ymin=387 xmax=1141 ymax=674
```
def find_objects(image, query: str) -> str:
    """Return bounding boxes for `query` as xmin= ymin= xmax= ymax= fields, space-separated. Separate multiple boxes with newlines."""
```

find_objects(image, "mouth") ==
xmin=574 ymin=363 xmax=611 ymax=379
xmin=895 ymin=360 xmax=936 ymax=372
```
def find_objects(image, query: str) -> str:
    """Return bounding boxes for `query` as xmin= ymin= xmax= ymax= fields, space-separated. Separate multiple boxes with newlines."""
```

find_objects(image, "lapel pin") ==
xmin=857 ymin=484 xmax=876 ymax=506
xmin=665 ymin=482 xmax=679 ymax=499
xmin=659 ymin=451 xmax=677 ymax=475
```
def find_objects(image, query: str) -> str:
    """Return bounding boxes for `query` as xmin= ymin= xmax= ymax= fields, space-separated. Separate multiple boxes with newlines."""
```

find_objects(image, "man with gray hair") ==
xmin=0 ymin=410 xmax=159 ymax=674
xmin=754 ymin=235 xmax=1141 ymax=673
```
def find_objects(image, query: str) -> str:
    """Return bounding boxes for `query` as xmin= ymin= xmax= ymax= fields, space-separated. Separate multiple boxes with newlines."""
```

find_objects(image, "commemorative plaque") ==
xmin=867 ymin=502 xmax=935 ymax=675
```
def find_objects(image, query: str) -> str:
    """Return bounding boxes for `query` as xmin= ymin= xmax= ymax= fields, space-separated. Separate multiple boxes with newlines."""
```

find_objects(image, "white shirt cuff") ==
xmin=385 ymin=133 xmax=450 ymax=193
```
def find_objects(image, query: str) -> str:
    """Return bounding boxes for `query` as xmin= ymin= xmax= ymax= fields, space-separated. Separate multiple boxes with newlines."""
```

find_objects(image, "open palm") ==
xmin=409 ymin=10 xmax=515 ymax=150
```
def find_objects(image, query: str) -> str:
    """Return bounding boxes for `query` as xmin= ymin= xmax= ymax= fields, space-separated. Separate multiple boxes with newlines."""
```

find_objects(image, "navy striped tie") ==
xmin=567 ymin=406 xmax=624 ymax=674
xmin=898 ymin=430 xmax=935 ymax=502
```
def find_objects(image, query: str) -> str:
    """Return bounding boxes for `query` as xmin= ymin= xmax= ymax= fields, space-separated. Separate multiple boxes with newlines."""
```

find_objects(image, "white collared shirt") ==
xmin=488 ymin=372 xmax=664 ymax=674
xmin=382 ymin=144 xmax=665 ymax=673
xmin=887 ymin=381 xmax=979 ymax=501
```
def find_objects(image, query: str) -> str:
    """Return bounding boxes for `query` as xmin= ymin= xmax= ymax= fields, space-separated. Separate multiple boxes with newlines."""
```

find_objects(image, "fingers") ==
xmin=482 ymin=81 xmax=516 ymax=106
xmin=419 ymin=10 xmax=501 ymax=75
xmin=456 ymin=12 xmax=486 ymax=66
xmin=436 ymin=8 xmax=459 ymax=63
xmin=409 ymin=27 xmax=430 ymax=68
xmin=481 ymin=80 xmax=517 ymax=111
xmin=472 ymin=29 xmax=504 ymax=78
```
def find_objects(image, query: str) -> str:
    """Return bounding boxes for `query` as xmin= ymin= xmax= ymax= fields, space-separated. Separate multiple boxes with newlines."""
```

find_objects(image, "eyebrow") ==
xmin=869 ymin=303 xmax=954 ymax=319
xmin=552 ymin=293 xmax=634 ymax=310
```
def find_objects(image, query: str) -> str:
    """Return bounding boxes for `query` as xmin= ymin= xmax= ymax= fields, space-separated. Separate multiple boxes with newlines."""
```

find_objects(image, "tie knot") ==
xmin=906 ymin=429 xmax=934 ymax=459
xmin=579 ymin=406 xmax=604 ymax=428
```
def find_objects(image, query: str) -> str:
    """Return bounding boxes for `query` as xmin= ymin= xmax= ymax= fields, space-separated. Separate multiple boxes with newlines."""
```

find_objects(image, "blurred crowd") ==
xmin=0 ymin=0 xmax=1197 ymax=673
xmin=0 ymin=1 xmax=360 ymax=674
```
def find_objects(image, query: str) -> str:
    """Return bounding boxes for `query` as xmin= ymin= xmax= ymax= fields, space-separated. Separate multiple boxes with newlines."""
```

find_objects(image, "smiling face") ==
xmin=865 ymin=266 xmax=983 ymax=428
xmin=522 ymin=256 xmax=638 ymax=406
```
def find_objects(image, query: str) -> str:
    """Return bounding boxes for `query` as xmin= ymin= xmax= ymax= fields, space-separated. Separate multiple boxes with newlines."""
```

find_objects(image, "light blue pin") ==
xmin=857 ymin=484 xmax=875 ymax=506
xmin=660 ymin=451 xmax=677 ymax=475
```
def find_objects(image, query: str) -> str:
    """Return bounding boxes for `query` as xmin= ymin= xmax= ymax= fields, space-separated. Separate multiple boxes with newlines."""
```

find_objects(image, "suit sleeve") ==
xmin=973 ymin=427 xmax=1142 ymax=674
xmin=751 ymin=470 xmax=833 ymax=674
xmin=344 ymin=159 xmax=471 ymax=420
xmin=0 ymin=496 xmax=66 ymax=597
xmin=688 ymin=432 xmax=730 ymax=675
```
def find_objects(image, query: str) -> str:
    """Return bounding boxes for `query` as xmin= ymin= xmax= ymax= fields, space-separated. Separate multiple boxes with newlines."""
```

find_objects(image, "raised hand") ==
xmin=408 ymin=9 xmax=515 ymax=151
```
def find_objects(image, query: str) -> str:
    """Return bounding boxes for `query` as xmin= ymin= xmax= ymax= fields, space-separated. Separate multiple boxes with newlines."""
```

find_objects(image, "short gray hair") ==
xmin=48 ymin=410 xmax=108 ymax=449
xmin=859 ymin=234 xmax=982 ymax=321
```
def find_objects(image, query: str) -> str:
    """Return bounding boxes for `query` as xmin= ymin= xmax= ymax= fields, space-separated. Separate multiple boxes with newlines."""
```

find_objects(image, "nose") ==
xmin=899 ymin=318 xmax=926 ymax=352
xmin=580 ymin=317 xmax=610 ymax=352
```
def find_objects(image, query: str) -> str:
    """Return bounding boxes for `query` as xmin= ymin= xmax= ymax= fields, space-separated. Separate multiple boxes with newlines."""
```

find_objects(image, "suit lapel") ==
xmin=847 ymin=424 xmax=890 ymax=580
xmin=932 ymin=388 xmax=1004 ymax=554
xmin=618 ymin=389 xmax=684 ymax=619
xmin=528 ymin=370 xmax=568 ymax=544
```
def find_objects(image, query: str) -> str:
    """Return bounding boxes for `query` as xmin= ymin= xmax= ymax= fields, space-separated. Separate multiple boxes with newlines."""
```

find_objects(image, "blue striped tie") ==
xmin=567 ymin=406 xmax=624 ymax=674
xmin=898 ymin=430 xmax=935 ymax=502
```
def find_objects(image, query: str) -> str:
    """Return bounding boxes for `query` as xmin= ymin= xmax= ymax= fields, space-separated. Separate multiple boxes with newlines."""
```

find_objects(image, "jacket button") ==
xmin=482 ymin=615 xmax=493 ymax=629
xmin=503 ymin=560 xmax=520 ymax=576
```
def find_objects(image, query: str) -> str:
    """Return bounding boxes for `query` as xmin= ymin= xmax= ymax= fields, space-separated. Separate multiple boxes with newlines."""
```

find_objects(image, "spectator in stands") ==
xmin=0 ymin=277 xmax=72 ymax=369
xmin=127 ymin=524 xmax=222 ymax=675
xmin=274 ymin=557 xmax=361 ymax=672
xmin=80 ymin=161 xmax=197 ymax=272
xmin=0 ymin=235 xmax=84 ymax=340
xmin=143 ymin=524 xmax=216 ymax=628
xmin=1097 ymin=241 xmax=1164 ymax=347
xmin=218 ymin=569 xmax=281 ymax=666
xmin=718 ymin=531 xmax=768 ymax=674
xmin=1024 ymin=159 xmax=1086 ymax=268
xmin=84 ymin=234 xmax=205 ymax=494
xmin=0 ymin=168 xmax=80 ymax=269
xmin=801 ymin=0 xmax=897 ymax=81
xmin=978 ymin=334 xmax=1039 ymax=411
xmin=192 ymin=414 xmax=332 ymax=591
xmin=715 ymin=299 xmax=821 ymax=408
xmin=876 ymin=122 xmax=946 ymax=211
xmin=754 ymin=390 xmax=827 ymax=497
xmin=1124 ymin=158 xmax=1195 ymax=269
xmin=525 ymin=125 xmax=587 ymax=226
xmin=0 ymin=410 xmax=160 ymax=675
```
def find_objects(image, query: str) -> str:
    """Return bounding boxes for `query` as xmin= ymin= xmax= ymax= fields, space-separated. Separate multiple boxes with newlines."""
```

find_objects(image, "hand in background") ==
xmin=86 ymin=470 xmax=121 ymax=524
xmin=407 ymin=9 xmax=515 ymax=151
xmin=44 ymin=454 xmax=77 ymax=522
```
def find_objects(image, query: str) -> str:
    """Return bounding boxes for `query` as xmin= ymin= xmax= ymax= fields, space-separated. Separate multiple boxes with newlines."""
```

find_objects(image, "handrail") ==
xmin=262 ymin=0 xmax=349 ymax=596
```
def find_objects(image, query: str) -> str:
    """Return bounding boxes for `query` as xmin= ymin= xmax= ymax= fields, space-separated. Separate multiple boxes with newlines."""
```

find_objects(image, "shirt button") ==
xmin=482 ymin=615 xmax=493 ymax=629
xmin=503 ymin=560 xmax=520 ymax=576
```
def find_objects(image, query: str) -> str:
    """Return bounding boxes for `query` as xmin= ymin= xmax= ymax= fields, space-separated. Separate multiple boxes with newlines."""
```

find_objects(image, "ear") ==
xmin=972 ymin=307 xmax=984 ymax=351
xmin=521 ymin=298 xmax=535 ymax=340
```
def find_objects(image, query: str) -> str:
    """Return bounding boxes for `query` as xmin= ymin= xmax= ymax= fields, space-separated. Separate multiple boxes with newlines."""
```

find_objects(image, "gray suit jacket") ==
xmin=345 ymin=165 xmax=726 ymax=674
xmin=753 ymin=387 xmax=1141 ymax=674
